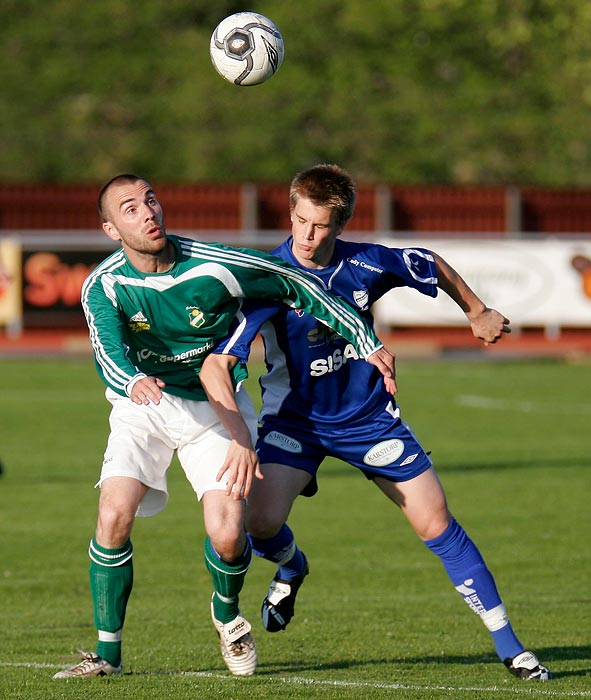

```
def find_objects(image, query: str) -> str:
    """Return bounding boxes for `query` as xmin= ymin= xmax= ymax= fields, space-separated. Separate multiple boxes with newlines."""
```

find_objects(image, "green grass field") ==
xmin=1 ymin=356 xmax=589 ymax=700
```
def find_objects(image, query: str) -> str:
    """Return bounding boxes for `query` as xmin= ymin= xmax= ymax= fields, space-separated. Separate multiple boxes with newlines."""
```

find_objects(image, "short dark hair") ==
xmin=97 ymin=173 xmax=146 ymax=222
xmin=289 ymin=164 xmax=356 ymax=229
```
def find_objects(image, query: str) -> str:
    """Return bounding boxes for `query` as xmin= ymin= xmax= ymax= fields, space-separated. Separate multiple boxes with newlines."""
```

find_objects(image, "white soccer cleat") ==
xmin=504 ymin=650 xmax=552 ymax=680
xmin=52 ymin=650 xmax=122 ymax=679
xmin=210 ymin=603 xmax=257 ymax=676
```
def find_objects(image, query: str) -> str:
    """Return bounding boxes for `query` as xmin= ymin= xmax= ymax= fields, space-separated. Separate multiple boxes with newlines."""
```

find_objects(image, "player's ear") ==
xmin=102 ymin=221 xmax=121 ymax=242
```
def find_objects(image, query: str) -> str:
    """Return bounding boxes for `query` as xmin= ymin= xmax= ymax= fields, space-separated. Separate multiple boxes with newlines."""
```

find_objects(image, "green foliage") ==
xmin=1 ymin=1 xmax=591 ymax=185
xmin=0 ymin=356 xmax=589 ymax=699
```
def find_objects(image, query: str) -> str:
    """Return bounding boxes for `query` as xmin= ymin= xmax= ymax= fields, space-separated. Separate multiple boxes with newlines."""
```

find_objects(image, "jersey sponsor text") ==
xmin=263 ymin=431 xmax=303 ymax=453
xmin=347 ymin=257 xmax=384 ymax=274
xmin=363 ymin=439 xmax=405 ymax=467
xmin=136 ymin=342 xmax=214 ymax=364
xmin=309 ymin=344 xmax=360 ymax=376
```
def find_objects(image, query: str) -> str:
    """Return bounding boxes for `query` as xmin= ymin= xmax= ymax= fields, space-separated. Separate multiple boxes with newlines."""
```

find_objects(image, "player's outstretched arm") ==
xmin=432 ymin=252 xmax=511 ymax=346
xmin=200 ymin=352 xmax=262 ymax=500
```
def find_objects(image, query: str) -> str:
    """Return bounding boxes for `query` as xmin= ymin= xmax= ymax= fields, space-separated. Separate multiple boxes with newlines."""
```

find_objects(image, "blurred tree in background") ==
xmin=1 ymin=0 xmax=590 ymax=185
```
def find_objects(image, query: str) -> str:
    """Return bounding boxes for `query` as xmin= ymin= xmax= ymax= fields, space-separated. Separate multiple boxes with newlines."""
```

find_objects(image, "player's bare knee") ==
xmin=416 ymin=513 xmax=451 ymax=542
xmin=96 ymin=505 xmax=134 ymax=547
xmin=208 ymin=526 xmax=246 ymax=562
xmin=245 ymin=510 xmax=282 ymax=539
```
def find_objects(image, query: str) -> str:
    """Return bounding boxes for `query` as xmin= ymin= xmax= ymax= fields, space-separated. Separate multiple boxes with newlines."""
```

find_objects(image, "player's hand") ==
xmin=216 ymin=441 xmax=263 ymax=500
xmin=469 ymin=308 xmax=511 ymax=346
xmin=367 ymin=346 xmax=398 ymax=395
xmin=129 ymin=376 xmax=166 ymax=405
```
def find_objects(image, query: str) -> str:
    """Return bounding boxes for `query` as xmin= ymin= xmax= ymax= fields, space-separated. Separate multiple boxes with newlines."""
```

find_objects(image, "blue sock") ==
xmin=249 ymin=524 xmax=307 ymax=581
xmin=425 ymin=518 xmax=524 ymax=661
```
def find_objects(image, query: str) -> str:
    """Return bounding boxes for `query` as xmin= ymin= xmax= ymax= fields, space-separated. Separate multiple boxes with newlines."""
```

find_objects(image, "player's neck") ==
xmin=125 ymin=239 xmax=176 ymax=273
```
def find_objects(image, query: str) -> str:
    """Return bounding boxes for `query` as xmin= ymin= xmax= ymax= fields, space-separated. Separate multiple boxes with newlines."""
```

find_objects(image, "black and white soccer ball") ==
xmin=210 ymin=12 xmax=284 ymax=86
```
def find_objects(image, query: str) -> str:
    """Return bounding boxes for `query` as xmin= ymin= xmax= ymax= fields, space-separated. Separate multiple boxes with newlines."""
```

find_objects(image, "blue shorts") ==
xmin=256 ymin=402 xmax=432 ymax=497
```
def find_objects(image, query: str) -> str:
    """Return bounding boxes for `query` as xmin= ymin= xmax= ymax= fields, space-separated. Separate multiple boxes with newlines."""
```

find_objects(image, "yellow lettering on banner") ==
xmin=0 ymin=239 xmax=23 ymax=335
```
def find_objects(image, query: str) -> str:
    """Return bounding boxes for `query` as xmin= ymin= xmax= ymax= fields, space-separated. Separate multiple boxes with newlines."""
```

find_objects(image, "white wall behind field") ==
xmin=373 ymin=238 xmax=591 ymax=332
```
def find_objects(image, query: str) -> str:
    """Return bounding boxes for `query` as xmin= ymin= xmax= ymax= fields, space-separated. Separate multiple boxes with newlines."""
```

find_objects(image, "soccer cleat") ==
xmin=261 ymin=555 xmax=309 ymax=632
xmin=504 ymin=651 xmax=552 ymax=680
xmin=52 ymin=650 xmax=122 ymax=679
xmin=210 ymin=601 xmax=257 ymax=676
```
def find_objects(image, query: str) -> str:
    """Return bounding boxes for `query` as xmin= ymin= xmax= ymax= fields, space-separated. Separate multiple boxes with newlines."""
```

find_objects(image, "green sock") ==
xmin=89 ymin=538 xmax=133 ymax=666
xmin=204 ymin=537 xmax=251 ymax=624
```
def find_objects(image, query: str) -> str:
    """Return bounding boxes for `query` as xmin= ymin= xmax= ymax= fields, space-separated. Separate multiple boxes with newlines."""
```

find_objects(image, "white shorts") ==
xmin=97 ymin=386 xmax=258 ymax=517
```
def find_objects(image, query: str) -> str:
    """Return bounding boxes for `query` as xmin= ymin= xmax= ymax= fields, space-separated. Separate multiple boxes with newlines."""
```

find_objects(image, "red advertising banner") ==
xmin=22 ymin=249 xmax=104 ymax=327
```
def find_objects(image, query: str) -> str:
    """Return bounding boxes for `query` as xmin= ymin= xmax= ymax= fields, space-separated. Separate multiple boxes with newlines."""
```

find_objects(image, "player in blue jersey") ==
xmin=53 ymin=173 xmax=395 ymax=680
xmin=200 ymin=164 xmax=551 ymax=681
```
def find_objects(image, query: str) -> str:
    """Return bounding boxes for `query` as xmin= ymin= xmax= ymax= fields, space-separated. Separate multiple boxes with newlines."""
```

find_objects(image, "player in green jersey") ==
xmin=53 ymin=174 xmax=394 ymax=679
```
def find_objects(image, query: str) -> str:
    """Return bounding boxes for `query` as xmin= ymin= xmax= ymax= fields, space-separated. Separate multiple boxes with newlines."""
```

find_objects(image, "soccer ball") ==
xmin=210 ymin=12 xmax=284 ymax=86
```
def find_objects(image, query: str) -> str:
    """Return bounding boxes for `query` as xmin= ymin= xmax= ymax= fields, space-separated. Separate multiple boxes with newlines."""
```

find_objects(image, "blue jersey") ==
xmin=215 ymin=238 xmax=438 ymax=427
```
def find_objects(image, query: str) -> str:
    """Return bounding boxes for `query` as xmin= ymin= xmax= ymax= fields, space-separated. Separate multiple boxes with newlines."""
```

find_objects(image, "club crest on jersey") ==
xmin=187 ymin=306 xmax=205 ymax=328
xmin=128 ymin=310 xmax=150 ymax=332
xmin=353 ymin=289 xmax=369 ymax=309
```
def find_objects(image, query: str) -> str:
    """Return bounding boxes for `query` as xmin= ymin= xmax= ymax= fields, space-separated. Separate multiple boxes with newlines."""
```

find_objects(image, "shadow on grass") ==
xmin=437 ymin=456 xmax=586 ymax=474
xmin=253 ymin=644 xmax=591 ymax=681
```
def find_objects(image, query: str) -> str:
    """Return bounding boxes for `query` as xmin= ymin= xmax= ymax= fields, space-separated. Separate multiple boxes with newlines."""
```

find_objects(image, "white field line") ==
xmin=1 ymin=661 xmax=590 ymax=698
xmin=456 ymin=395 xmax=591 ymax=414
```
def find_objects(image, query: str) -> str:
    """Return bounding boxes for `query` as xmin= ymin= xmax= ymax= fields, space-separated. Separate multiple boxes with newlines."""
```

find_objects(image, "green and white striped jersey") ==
xmin=81 ymin=235 xmax=383 ymax=400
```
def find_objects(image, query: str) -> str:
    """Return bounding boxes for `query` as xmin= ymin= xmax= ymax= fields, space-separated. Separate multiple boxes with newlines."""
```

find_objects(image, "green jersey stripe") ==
xmin=180 ymin=240 xmax=378 ymax=358
xmin=82 ymin=252 xmax=139 ymax=391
